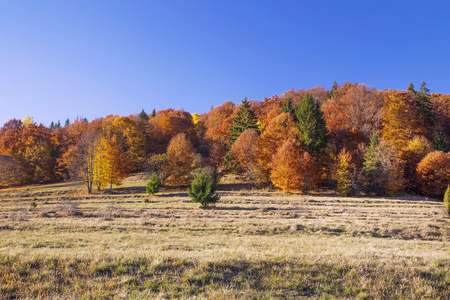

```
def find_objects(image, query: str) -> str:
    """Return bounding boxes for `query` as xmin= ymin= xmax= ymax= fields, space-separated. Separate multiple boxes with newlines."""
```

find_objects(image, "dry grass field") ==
xmin=1 ymin=174 xmax=449 ymax=299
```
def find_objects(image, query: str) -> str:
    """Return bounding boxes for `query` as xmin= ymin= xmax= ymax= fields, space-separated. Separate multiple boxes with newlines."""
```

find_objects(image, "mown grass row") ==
xmin=1 ymin=254 xmax=449 ymax=299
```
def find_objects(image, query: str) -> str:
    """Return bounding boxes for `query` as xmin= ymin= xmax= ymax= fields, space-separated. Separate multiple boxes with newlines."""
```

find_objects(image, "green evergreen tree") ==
xmin=65 ymin=118 xmax=70 ymax=127
xmin=151 ymin=108 xmax=156 ymax=118
xmin=415 ymin=82 xmax=434 ymax=128
xmin=434 ymin=130 xmax=449 ymax=152
xmin=139 ymin=109 xmax=149 ymax=122
xmin=295 ymin=93 xmax=328 ymax=159
xmin=188 ymin=170 xmax=220 ymax=209
xmin=420 ymin=81 xmax=430 ymax=94
xmin=326 ymin=80 xmax=339 ymax=99
xmin=444 ymin=185 xmax=450 ymax=215
xmin=146 ymin=173 xmax=161 ymax=195
xmin=363 ymin=134 xmax=383 ymax=195
xmin=229 ymin=98 xmax=259 ymax=146
xmin=407 ymin=82 xmax=415 ymax=94
xmin=282 ymin=96 xmax=295 ymax=119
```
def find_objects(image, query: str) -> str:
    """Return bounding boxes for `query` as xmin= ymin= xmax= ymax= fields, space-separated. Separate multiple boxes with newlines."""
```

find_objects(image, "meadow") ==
xmin=1 ymin=174 xmax=449 ymax=299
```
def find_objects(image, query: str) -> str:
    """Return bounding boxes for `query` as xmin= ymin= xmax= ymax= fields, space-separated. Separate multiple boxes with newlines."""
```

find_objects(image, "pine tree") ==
xmin=151 ymin=108 xmax=156 ymax=118
xmin=65 ymin=118 xmax=70 ymax=127
xmin=434 ymin=130 xmax=449 ymax=152
xmin=407 ymin=82 xmax=415 ymax=94
xmin=326 ymin=80 xmax=339 ymax=99
xmin=146 ymin=172 xmax=161 ymax=195
xmin=363 ymin=134 xmax=380 ymax=194
xmin=295 ymin=93 xmax=328 ymax=159
xmin=229 ymin=98 xmax=259 ymax=146
xmin=139 ymin=109 xmax=149 ymax=122
xmin=281 ymin=97 xmax=295 ymax=120
xmin=415 ymin=82 xmax=434 ymax=128
xmin=420 ymin=81 xmax=430 ymax=94
xmin=188 ymin=170 xmax=220 ymax=209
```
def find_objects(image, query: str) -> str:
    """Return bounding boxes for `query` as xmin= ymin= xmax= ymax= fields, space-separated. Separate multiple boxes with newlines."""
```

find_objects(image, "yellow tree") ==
xmin=335 ymin=148 xmax=355 ymax=196
xmin=401 ymin=136 xmax=433 ymax=192
xmin=100 ymin=136 xmax=132 ymax=191
xmin=270 ymin=139 xmax=303 ymax=192
xmin=64 ymin=130 xmax=99 ymax=194
xmin=381 ymin=91 xmax=427 ymax=151
xmin=102 ymin=116 xmax=146 ymax=170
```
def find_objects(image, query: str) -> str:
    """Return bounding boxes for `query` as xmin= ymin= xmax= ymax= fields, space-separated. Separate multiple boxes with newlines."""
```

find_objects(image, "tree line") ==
xmin=0 ymin=82 xmax=449 ymax=198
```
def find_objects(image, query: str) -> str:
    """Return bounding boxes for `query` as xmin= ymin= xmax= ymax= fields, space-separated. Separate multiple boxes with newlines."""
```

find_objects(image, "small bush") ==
xmin=9 ymin=209 xmax=28 ymax=221
xmin=56 ymin=203 xmax=82 ymax=217
xmin=188 ymin=170 xmax=220 ymax=209
xmin=444 ymin=185 xmax=450 ymax=215
xmin=146 ymin=173 xmax=161 ymax=196
xmin=30 ymin=201 xmax=37 ymax=209
xmin=143 ymin=198 xmax=149 ymax=203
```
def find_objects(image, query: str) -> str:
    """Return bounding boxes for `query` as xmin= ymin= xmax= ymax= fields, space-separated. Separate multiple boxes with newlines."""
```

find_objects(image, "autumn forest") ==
xmin=1 ymin=82 xmax=450 ymax=199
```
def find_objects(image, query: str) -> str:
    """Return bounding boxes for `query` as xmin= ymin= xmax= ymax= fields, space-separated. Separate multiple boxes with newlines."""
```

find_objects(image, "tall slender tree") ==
xmin=229 ymin=98 xmax=259 ymax=146
xmin=295 ymin=93 xmax=328 ymax=159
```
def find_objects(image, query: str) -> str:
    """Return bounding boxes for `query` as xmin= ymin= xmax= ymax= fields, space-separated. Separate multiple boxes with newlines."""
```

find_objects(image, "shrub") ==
xmin=146 ymin=173 xmax=161 ymax=195
xmin=444 ymin=185 xmax=450 ymax=215
xmin=188 ymin=170 xmax=220 ymax=209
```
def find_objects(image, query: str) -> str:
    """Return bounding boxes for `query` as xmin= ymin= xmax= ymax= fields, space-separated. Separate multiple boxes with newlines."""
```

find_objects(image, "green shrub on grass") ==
xmin=146 ymin=173 xmax=161 ymax=196
xmin=188 ymin=170 xmax=220 ymax=209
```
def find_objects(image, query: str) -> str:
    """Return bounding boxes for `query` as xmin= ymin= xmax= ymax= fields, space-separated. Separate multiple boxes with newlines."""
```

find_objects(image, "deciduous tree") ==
xmin=416 ymin=151 xmax=450 ymax=198
xmin=164 ymin=133 xmax=200 ymax=186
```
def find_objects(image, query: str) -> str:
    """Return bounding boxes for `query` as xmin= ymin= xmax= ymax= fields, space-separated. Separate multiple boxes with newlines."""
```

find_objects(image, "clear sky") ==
xmin=1 ymin=1 xmax=449 ymax=126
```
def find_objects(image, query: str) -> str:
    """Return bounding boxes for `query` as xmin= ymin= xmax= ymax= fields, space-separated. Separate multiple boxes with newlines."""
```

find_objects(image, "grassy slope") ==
xmin=0 ymin=174 xmax=449 ymax=299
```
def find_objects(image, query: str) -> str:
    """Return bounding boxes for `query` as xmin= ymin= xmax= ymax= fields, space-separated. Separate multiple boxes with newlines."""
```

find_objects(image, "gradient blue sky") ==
xmin=1 ymin=1 xmax=449 ymax=126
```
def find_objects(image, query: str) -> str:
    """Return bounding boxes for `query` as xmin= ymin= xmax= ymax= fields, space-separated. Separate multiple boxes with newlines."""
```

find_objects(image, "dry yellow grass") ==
xmin=0 ymin=174 xmax=449 ymax=298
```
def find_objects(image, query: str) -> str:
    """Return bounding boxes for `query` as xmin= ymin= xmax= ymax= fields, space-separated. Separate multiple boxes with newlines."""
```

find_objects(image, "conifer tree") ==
xmin=407 ymin=82 xmax=415 ymax=94
xmin=295 ymin=93 xmax=328 ymax=159
xmin=434 ymin=130 xmax=449 ymax=152
xmin=281 ymin=96 xmax=295 ymax=120
xmin=188 ymin=170 xmax=220 ymax=209
xmin=326 ymin=80 xmax=339 ymax=99
xmin=363 ymin=133 xmax=380 ymax=194
xmin=146 ymin=172 xmax=161 ymax=195
xmin=415 ymin=82 xmax=434 ymax=129
xmin=229 ymin=98 xmax=259 ymax=146
xmin=139 ymin=109 xmax=149 ymax=122
xmin=151 ymin=108 xmax=156 ymax=118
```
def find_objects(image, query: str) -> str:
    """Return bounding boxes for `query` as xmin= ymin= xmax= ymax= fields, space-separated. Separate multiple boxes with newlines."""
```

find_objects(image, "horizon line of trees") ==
xmin=1 ymin=81 xmax=449 ymax=198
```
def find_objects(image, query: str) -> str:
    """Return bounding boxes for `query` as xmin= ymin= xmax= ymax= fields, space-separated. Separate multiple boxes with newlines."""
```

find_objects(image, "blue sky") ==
xmin=1 ymin=1 xmax=449 ymax=126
